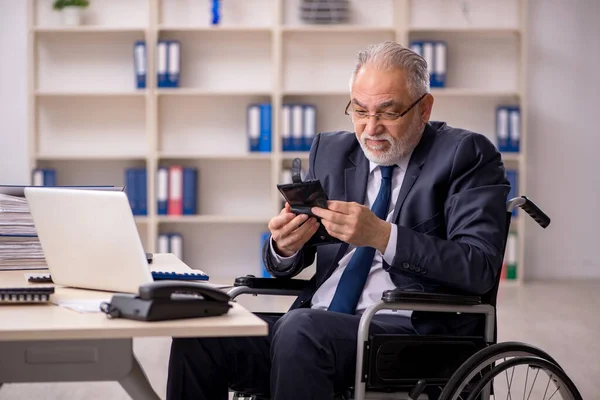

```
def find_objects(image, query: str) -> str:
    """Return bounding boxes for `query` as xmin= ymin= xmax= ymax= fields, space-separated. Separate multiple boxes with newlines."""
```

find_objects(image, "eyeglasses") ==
xmin=344 ymin=93 xmax=427 ymax=125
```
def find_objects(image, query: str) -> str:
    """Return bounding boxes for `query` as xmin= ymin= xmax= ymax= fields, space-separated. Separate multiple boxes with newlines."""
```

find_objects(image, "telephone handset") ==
xmin=101 ymin=281 xmax=231 ymax=321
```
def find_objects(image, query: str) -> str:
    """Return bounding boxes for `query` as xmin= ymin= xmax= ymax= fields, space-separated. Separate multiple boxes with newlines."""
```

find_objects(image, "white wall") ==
xmin=524 ymin=0 xmax=600 ymax=279
xmin=0 ymin=0 xmax=599 ymax=278
xmin=0 ymin=0 xmax=29 ymax=185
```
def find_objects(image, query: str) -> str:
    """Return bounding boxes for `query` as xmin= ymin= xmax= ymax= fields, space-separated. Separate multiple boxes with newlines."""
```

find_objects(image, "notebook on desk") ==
xmin=23 ymin=187 xmax=206 ymax=294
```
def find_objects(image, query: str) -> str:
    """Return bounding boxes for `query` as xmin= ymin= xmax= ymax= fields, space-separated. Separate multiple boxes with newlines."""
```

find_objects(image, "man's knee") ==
xmin=271 ymin=309 xmax=329 ymax=356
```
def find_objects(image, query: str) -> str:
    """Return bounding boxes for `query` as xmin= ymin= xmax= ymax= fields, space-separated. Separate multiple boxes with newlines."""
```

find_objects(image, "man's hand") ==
xmin=311 ymin=201 xmax=391 ymax=253
xmin=268 ymin=203 xmax=320 ymax=257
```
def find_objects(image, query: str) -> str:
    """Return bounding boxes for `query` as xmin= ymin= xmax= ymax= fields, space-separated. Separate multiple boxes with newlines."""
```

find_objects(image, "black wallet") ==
xmin=277 ymin=158 xmax=340 ymax=246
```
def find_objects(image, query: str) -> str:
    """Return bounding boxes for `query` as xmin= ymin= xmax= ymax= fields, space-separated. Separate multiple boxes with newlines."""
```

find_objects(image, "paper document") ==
xmin=51 ymin=298 xmax=110 ymax=313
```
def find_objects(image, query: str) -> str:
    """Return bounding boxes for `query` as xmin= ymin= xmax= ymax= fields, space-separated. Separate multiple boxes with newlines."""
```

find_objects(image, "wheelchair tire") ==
xmin=438 ymin=341 xmax=562 ymax=400
xmin=463 ymin=356 xmax=583 ymax=400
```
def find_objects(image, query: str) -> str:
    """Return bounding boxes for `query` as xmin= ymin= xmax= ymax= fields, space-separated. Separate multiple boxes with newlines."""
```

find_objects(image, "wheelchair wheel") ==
xmin=438 ymin=342 xmax=581 ymax=400
xmin=462 ymin=356 xmax=582 ymax=400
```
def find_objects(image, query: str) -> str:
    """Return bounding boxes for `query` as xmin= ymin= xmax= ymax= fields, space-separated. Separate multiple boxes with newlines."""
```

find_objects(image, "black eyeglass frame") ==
xmin=344 ymin=92 xmax=428 ymax=122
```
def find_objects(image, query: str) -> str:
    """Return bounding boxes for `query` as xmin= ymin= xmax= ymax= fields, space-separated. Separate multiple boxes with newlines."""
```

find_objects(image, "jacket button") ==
xmin=414 ymin=267 xmax=421 ymax=273
xmin=402 ymin=262 xmax=410 ymax=269
xmin=420 ymin=269 xmax=427 ymax=275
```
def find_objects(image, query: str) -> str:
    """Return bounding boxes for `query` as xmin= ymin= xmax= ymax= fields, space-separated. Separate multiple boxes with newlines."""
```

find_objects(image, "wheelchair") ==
xmin=228 ymin=196 xmax=583 ymax=400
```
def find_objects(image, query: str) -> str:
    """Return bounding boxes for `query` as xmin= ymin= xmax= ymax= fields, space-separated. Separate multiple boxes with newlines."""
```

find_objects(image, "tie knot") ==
xmin=380 ymin=165 xmax=396 ymax=180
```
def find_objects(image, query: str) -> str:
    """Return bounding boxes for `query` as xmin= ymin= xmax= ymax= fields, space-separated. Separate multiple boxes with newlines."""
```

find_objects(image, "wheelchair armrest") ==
xmin=382 ymin=288 xmax=482 ymax=306
xmin=227 ymin=275 xmax=310 ymax=300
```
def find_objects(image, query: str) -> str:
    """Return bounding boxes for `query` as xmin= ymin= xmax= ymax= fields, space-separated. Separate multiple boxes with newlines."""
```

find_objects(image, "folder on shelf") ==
xmin=125 ymin=168 xmax=138 ymax=215
xmin=303 ymin=104 xmax=316 ymax=151
xmin=433 ymin=41 xmax=447 ymax=88
xmin=505 ymin=232 xmax=518 ymax=280
xmin=422 ymin=41 xmax=434 ymax=88
xmin=168 ymin=166 xmax=183 ymax=215
xmin=259 ymin=103 xmax=272 ymax=152
xmin=137 ymin=168 xmax=148 ymax=216
xmin=260 ymin=231 xmax=271 ymax=278
xmin=167 ymin=40 xmax=181 ymax=88
xmin=247 ymin=104 xmax=261 ymax=152
xmin=134 ymin=40 xmax=146 ymax=89
xmin=506 ymin=169 xmax=518 ymax=217
xmin=169 ymin=233 xmax=183 ymax=260
xmin=410 ymin=41 xmax=422 ymax=57
xmin=496 ymin=106 xmax=510 ymax=152
xmin=157 ymin=167 xmax=169 ymax=215
xmin=158 ymin=233 xmax=170 ymax=253
xmin=291 ymin=104 xmax=304 ymax=152
xmin=509 ymin=107 xmax=521 ymax=152
xmin=157 ymin=40 xmax=168 ymax=88
xmin=31 ymin=168 xmax=56 ymax=187
xmin=182 ymin=167 xmax=198 ymax=215
xmin=281 ymin=104 xmax=292 ymax=152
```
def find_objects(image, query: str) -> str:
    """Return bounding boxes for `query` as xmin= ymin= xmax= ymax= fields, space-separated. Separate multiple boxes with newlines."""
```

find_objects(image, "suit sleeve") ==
xmin=261 ymin=134 xmax=320 ymax=278
xmin=386 ymin=133 xmax=510 ymax=295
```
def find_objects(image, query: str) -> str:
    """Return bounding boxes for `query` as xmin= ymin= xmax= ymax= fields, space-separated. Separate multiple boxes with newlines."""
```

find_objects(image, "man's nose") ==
xmin=364 ymin=116 xmax=381 ymax=135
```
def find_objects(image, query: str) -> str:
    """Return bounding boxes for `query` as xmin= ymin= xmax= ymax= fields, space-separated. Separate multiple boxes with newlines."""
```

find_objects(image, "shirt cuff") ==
xmin=270 ymin=236 xmax=298 ymax=268
xmin=382 ymin=223 xmax=398 ymax=265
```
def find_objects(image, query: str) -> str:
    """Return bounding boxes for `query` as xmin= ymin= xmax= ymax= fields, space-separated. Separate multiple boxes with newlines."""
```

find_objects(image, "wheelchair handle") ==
xmin=507 ymin=196 xmax=551 ymax=228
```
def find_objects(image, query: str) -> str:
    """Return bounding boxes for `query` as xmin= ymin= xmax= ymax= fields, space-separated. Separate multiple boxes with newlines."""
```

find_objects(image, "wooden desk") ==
xmin=0 ymin=254 xmax=268 ymax=400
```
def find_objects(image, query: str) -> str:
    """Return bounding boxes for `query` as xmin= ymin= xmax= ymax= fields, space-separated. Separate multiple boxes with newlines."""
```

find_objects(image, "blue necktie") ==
xmin=327 ymin=165 xmax=396 ymax=314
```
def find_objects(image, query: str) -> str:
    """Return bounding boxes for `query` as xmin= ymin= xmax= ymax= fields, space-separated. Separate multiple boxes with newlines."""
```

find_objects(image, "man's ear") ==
xmin=420 ymin=93 xmax=434 ymax=123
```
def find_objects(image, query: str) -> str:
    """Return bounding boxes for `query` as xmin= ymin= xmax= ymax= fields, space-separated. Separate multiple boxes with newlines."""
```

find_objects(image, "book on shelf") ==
xmin=158 ymin=232 xmax=184 ymax=261
xmin=125 ymin=168 xmax=148 ymax=216
xmin=134 ymin=40 xmax=146 ymax=89
xmin=31 ymin=168 xmax=56 ymax=187
xmin=282 ymin=103 xmax=316 ymax=152
xmin=260 ymin=231 xmax=271 ymax=278
xmin=247 ymin=103 xmax=272 ymax=153
xmin=154 ymin=40 xmax=181 ymax=89
xmin=496 ymin=105 xmax=521 ymax=153
xmin=157 ymin=166 xmax=198 ymax=216
xmin=410 ymin=40 xmax=447 ymax=88
xmin=502 ymin=231 xmax=518 ymax=280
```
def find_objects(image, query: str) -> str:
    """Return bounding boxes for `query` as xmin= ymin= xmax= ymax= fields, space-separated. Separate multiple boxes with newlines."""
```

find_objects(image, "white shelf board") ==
xmin=158 ymin=153 xmax=272 ymax=161
xmin=501 ymin=153 xmax=521 ymax=162
xmin=283 ymin=90 xmax=350 ymax=96
xmin=159 ymin=25 xmax=272 ymax=33
xmin=430 ymin=89 xmax=520 ymax=97
xmin=156 ymin=215 xmax=270 ymax=224
xmin=409 ymin=27 xmax=520 ymax=36
xmin=35 ymin=90 xmax=146 ymax=97
xmin=36 ymin=153 xmax=148 ymax=161
xmin=156 ymin=89 xmax=271 ymax=97
xmin=282 ymin=26 xmax=395 ymax=34
xmin=34 ymin=26 xmax=146 ymax=33
xmin=282 ymin=152 xmax=310 ymax=160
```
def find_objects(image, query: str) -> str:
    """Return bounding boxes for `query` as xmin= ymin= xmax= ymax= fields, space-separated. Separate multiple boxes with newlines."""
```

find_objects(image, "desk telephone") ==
xmin=100 ymin=281 xmax=231 ymax=321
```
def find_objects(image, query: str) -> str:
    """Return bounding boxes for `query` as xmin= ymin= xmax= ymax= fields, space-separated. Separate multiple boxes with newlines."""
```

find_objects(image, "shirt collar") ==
xmin=368 ymin=151 xmax=413 ymax=174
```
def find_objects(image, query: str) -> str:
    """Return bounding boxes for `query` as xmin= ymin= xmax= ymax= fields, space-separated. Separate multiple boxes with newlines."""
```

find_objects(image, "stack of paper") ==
xmin=0 ymin=194 xmax=46 ymax=270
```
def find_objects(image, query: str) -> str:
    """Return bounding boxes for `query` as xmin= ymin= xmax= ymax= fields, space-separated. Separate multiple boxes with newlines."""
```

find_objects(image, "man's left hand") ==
xmin=311 ymin=201 xmax=391 ymax=253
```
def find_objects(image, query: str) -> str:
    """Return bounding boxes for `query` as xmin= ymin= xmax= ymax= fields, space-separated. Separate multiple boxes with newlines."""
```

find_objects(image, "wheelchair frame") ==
xmin=228 ymin=196 xmax=564 ymax=400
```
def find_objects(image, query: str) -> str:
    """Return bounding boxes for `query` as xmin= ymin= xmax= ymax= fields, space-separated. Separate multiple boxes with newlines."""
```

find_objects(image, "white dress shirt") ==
xmin=270 ymin=153 xmax=413 ymax=317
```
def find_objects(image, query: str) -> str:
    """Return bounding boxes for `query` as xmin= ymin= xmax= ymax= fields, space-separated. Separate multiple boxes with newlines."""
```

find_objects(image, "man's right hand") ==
xmin=268 ymin=203 xmax=320 ymax=257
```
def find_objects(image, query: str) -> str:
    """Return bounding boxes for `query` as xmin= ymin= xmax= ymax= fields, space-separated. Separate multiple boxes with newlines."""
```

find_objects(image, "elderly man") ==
xmin=166 ymin=41 xmax=509 ymax=400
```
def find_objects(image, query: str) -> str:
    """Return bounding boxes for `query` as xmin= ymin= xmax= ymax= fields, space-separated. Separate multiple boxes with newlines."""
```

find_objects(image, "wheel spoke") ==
xmin=523 ymin=366 xmax=530 ymax=400
xmin=543 ymin=374 xmax=552 ymax=400
xmin=505 ymin=366 xmax=515 ymax=400
xmin=526 ymin=368 xmax=540 ymax=400
xmin=546 ymin=386 xmax=559 ymax=400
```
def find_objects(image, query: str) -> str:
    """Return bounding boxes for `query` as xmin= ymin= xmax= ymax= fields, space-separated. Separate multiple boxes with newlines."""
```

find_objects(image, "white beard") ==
xmin=358 ymin=114 xmax=424 ymax=166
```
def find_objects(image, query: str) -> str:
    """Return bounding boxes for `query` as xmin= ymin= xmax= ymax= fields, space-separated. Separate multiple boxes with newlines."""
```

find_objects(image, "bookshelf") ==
xmin=27 ymin=0 xmax=528 ymax=285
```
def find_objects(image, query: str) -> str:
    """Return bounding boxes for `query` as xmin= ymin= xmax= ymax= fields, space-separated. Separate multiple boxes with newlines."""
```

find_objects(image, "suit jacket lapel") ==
xmin=391 ymin=123 xmax=435 ymax=222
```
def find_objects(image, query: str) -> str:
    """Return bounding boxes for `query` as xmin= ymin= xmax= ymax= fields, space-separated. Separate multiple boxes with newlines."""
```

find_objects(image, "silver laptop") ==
xmin=24 ymin=187 xmax=153 ymax=293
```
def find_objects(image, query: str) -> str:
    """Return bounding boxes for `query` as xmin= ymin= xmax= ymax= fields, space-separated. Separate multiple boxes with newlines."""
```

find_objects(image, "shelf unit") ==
xmin=27 ymin=0 xmax=528 ymax=284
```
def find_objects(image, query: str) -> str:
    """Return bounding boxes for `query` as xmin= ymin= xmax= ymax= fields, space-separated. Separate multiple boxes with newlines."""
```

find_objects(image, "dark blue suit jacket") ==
xmin=263 ymin=121 xmax=510 ymax=336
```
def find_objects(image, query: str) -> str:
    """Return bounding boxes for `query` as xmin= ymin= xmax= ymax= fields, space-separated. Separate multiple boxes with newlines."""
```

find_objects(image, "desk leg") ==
xmin=0 ymin=339 xmax=160 ymax=400
xmin=119 ymin=355 xmax=161 ymax=400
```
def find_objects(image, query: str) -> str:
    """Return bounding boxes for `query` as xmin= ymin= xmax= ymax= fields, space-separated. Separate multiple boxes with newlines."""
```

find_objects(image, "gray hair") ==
xmin=349 ymin=41 xmax=430 ymax=97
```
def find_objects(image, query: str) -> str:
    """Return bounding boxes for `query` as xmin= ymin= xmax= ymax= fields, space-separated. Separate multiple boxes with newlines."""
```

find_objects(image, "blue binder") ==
xmin=157 ymin=167 xmax=169 ymax=215
xmin=182 ymin=167 xmax=198 ymax=215
xmin=157 ymin=40 xmax=168 ymax=88
xmin=133 ymin=41 xmax=146 ymax=89
xmin=167 ymin=40 xmax=181 ymax=88
xmin=260 ymin=231 xmax=271 ymax=278
xmin=125 ymin=168 xmax=138 ymax=215
xmin=247 ymin=104 xmax=261 ymax=152
xmin=137 ymin=168 xmax=147 ymax=216
xmin=259 ymin=103 xmax=272 ymax=152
